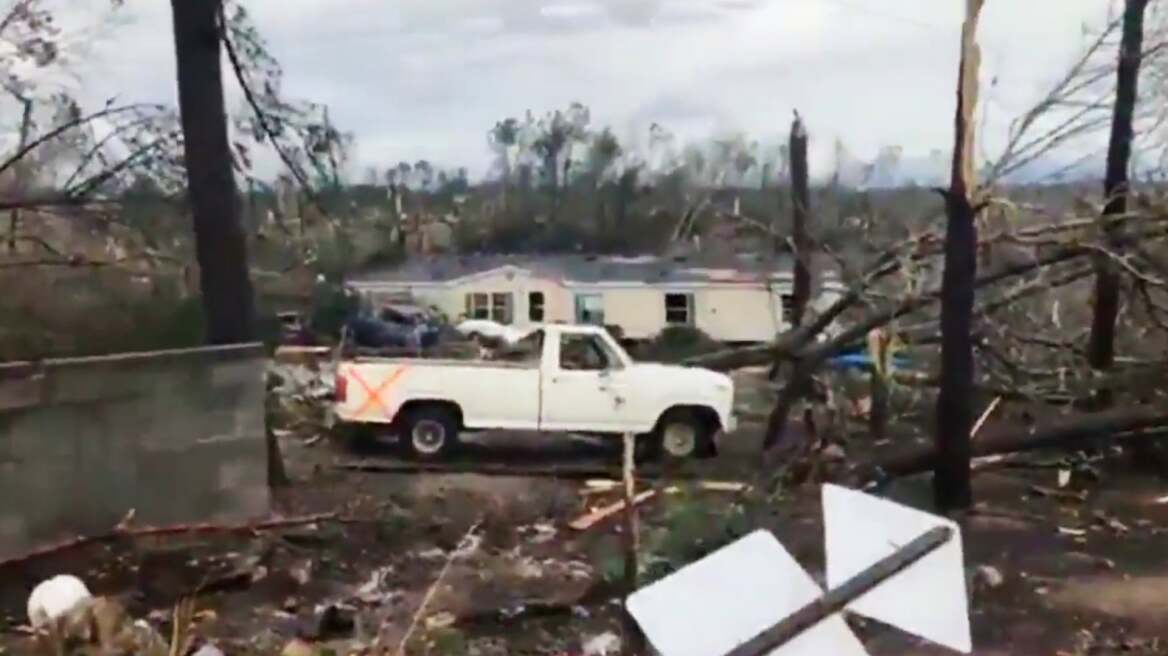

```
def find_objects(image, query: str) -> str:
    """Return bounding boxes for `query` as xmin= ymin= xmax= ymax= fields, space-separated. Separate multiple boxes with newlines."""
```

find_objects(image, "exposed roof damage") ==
xmin=347 ymin=253 xmax=806 ymax=286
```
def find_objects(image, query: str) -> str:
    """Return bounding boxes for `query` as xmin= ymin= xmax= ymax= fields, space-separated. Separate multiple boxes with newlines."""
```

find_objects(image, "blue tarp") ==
xmin=827 ymin=351 xmax=914 ymax=372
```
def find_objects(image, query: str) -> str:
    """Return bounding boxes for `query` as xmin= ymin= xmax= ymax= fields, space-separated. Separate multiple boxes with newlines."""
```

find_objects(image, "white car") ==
xmin=333 ymin=324 xmax=736 ymax=461
xmin=454 ymin=319 xmax=532 ymax=345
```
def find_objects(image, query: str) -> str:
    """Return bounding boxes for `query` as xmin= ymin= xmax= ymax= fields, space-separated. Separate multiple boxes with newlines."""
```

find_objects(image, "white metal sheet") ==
xmin=626 ymin=529 xmax=869 ymax=656
xmin=822 ymin=484 xmax=972 ymax=653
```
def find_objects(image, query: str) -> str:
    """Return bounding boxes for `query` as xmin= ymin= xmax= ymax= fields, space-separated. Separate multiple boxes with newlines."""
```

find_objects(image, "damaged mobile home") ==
xmin=345 ymin=253 xmax=846 ymax=344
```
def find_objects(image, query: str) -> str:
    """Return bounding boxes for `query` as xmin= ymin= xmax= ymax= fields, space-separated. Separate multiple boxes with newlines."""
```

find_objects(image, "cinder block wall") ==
xmin=0 ymin=343 xmax=270 ymax=557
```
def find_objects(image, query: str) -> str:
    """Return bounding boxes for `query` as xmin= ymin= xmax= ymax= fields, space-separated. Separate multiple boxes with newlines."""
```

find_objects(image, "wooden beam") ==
xmin=723 ymin=527 xmax=953 ymax=656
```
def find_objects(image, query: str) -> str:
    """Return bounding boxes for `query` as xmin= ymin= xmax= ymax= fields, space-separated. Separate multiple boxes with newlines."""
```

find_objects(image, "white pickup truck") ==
xmin=333 ymin=324 xmax=736 ymax=461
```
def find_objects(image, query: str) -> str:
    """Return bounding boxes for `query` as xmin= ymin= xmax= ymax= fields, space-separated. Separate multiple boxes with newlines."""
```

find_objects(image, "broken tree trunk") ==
xmin=868 ymin=328 xmax=891 ymax=441
xmin=170 ymin=0 xmax=256 ymax=344
xmin=869 ymin=372 xmax=889 ymax=442
xmin=789 ymin=112 xmax=812 ymax=328
xmin=933 ymin=0 xmax=986 ymax=513
xmin=1087 ymin=0 xmax=1150 ymax=405
xmin=866 ymin=407 xmax=1168 ymax=480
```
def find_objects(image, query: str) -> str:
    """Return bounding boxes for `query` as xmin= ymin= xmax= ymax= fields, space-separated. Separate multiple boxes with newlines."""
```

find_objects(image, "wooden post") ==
xmin=723 ymin=527 xmax=953 ymax=656
xmin=621 ymin=432 xmax=645 ymax=656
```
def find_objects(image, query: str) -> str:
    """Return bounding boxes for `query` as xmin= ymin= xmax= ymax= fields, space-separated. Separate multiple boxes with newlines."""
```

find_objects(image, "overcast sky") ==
xmin=81 ymin=0 xmax=1117 ymax=180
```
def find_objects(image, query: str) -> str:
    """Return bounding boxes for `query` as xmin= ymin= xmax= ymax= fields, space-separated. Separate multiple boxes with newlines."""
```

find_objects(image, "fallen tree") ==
xmin=859 ymin=407 xmax=1168 ymax=480
xmin=686 ymin=213 xmax=1168 ymax=374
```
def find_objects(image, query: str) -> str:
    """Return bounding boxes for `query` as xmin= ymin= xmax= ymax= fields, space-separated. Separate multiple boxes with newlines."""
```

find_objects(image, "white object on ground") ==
xmin=626 ymin=529 xmax=868 ymax=656
xmin=822 ymin=484 xmax=972 ymax=653
xmin=582 ymin=630 xmax=621 ymax=655
xmin=454 ymin=319 xmax=531 ymax=344
xmin=27 ymin=574 xmax=93 ymax=629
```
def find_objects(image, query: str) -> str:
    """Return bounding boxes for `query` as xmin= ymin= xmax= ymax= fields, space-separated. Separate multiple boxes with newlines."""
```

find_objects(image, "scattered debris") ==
xmin=582 ymin=630 xmax=621 ymax=656
xmin=971 ymin=396 xmax=1002 ymax=439
xmin=354 ymin=566 xmax=397 ymax=605
xmin=569 ymin=489 xmax=663 ymax=531
xmin=1029 ymin=485 xmax=1087 ymax=503
xmin=281 ymin=638 xmax=318 ymax=656
xmin=424 ymin=611 xmax=456 ymax=630
xmin=385 ymin=520 xmax=483 ymax=655
xmin=974 ymin=565 xmax=1005 ymax=589
xmin=192 ymin=643 xmax=226 ymax=656
xmin=308 ymin=602 xmax=357 ymax=640
xmin=26 ymin=574 xmax=92 ymax=629
xmin=517 ymin=523 xmax=558 ymax=544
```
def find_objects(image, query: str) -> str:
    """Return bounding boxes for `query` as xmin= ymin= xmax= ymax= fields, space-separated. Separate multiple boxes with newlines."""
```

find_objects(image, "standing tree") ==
xmin=414 ymin=159 xmax=434 ymax=191
xmin=788 ymin=112 xmax=812 ymax=327
xmin=1088 ymin=0 xmax=1151 ymax=405
xmin=933 ymin=0 xmax=986 ymax=512
xmin=169 ymin=0 xmax=255 ymax=343
xmin=488 ymin=118 xmax=520 ymax=182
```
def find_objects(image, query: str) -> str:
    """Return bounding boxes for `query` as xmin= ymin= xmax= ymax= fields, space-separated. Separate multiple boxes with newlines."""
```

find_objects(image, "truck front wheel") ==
xmin=401 ymin=405 xmax=460 ymax=460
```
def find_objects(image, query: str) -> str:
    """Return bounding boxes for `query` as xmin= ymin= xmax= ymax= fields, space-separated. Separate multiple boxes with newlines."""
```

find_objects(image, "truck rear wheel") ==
xmin=401 ymin=405 xmax=460 ymax=460
xmin=644 ymin=408 xmax=715 ymax=462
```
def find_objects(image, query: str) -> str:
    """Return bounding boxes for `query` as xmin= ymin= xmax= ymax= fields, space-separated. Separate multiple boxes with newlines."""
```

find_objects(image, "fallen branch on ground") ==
xmin=335 ymin=460 xmax=691 ymax=481
xmin=862 ymin=407 xmax=1168 ymax=480
xmin=971 ymin=396 xmax=1003 ymax=439
xmin=582 ymin=479 xmax=749 ymax=493
xmin=0 ymin=513 xmax=337 ymax=569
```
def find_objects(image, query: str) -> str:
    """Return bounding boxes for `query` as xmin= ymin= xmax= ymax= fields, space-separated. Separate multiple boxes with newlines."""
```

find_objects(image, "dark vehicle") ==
xmin=346 ymin=303 xmax=443 ymax=349
xmin=277 ymin=312 xmax=317 ymax=346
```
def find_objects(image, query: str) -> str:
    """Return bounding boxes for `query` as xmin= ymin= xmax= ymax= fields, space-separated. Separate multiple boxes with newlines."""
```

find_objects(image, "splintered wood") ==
xmin=570 ymin=490 xmax=661 ymax=531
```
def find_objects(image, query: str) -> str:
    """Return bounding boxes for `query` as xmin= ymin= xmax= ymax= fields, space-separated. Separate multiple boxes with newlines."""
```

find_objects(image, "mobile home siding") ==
xmin=695 ymin=287 xmax=784 ymax=342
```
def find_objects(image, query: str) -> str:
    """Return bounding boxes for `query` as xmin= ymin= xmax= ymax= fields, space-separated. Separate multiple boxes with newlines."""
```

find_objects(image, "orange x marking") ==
xmin=347 ymin=366 xmax=410 ymax=418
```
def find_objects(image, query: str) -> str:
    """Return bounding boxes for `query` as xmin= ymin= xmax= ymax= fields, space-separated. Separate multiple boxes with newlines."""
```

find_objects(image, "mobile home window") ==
xmin=529 ymin=291 xmax=545 ymax=321
xmin=780 ymin=294 xmax=796 ymax=318
xmin=491 ymin=293 xmax=514 ymax=324
xmin=665 ymin=293 xmax=694 ymax=325
xmin=466 ymin=293 xmax=490 ymax=319
xmin=574 ymin=293 xmax=604 ymax=325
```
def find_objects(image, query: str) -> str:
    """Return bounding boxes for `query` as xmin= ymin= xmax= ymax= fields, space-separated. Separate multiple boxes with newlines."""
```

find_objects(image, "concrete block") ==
xmin=211 ymin=359 xmax=262 ymax=389
xmin=0 ymin=343 xmax=269 ymax=558
xmin=0 ymin=370 xmax=46 ymax=411
xmin=217 ymin=453 xmax=267 ymax=489
xmin=0 ymin=515 xmax=27 ymax=545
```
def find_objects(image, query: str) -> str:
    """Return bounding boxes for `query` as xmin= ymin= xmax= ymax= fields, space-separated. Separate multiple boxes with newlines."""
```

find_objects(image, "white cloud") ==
xmin=65 ymin=0 xmax=1122 ymax=180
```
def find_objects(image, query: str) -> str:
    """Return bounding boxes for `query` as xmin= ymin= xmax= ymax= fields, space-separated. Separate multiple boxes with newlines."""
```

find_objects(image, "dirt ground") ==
xmin=3 ymin=369 xmax=1168 ymax=655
